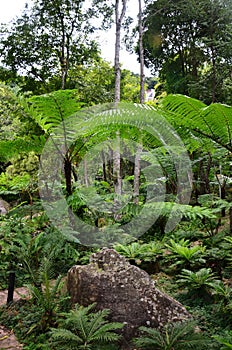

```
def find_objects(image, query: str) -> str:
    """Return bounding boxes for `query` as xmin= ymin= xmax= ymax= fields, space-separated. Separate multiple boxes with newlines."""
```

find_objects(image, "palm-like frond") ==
xmin=165 ymin=238 xmax=205 ymax=260
xmin=69 ymin=102 xmax=186 ymax=149
xmin=161 ymin=94 xmax=206 ymax=120
xmin=134 ymin=321 xmax=210 ymax=350
xmin=177 ymin=268 xmax=218 ymax=290
xmin=50 ymin=303 xmax=123 ymax=350
xmin=134 ymin=326 xmax=165 ymax=348
xmin=49 ymin=328 xmax=83 ymax=349
xmin=144 ymin=201 xmax=217 ymax=220
xmin=114 ymin=241 xmax=147 ymax=260
xmin=0 ymin=136 xmax=45 ymax=162
xmin=27 ymin=89 xmax=84 ymax=132
xmin=161 ymin=94 xmax=232 ymax=152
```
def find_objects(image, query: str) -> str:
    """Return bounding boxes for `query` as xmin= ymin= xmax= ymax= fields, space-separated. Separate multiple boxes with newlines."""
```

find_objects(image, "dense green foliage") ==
xmin=134 ymin=320 xmax=210 ymax=349
xmin=0 ymin=91 xmax=231 ymax=347
xmin=0 ymin=1 xmax=231 ymax=349
xmin=142 ymin=0 xmax=232 ymax=104
xmin=0 ymin=0 xmax=100 ymax=90
xmin=49 ymin=303 xmax=123 ymax=349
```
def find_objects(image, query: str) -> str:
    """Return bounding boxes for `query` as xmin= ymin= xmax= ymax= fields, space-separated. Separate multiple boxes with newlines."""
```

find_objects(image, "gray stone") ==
xmin=67 ymin=248 xmax=191 ymax=345
xmin=0 ymin=199 xmax=10 ymax=215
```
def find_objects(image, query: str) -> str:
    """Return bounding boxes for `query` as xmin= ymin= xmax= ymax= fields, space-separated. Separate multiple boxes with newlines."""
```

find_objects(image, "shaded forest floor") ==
xmin=0 ymin=287 xmax=29 ymax=349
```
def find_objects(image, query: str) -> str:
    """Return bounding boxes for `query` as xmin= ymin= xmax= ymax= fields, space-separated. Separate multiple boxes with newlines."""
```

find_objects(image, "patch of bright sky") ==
xmin=0 ymin=0 xmax=152 ymax=76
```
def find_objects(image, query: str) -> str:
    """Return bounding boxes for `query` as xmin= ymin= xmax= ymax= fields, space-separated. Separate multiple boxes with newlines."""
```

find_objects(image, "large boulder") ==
xmin=67 ymin=248 xmax=191 ymax=345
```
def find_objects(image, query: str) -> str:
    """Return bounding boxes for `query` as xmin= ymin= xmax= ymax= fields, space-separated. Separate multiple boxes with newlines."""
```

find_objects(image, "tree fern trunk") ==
xmin=64 ymin=156 xmax=72 ymax=195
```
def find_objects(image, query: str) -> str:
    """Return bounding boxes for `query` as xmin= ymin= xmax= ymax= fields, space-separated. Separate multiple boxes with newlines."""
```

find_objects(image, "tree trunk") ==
xmin=134 ymin=143 xmax=142 ymax=204
xmin=113 ymin=0 xmax=127 ymax=217
xmin=230 ymin=206 xmax=232 ymax=235
xmin=64 ymin=156 xmax=72 ymax=195
xmin=101 ymin=151 xmax=107 ymax=182
xmin=211 ymin=45 xmax=217 ymax=103
xmin=138 ymin=0 xmax=145 ymax=103
xmin=60 ymin=14 xmax=67 ymax=90
xmin=114 ymin=0 xmax=127 ymax=104
xmin=84 ymin=158 xmax=89 ymax=187
xmin=113 ymin=131 xmax=122 ymax=219
xmin=215 ymin=166 xmax=227 ymax=220
xmin=61 ymin=65 xmax=68 ymax=90
xmin=7 ymin=271 xmax=15 ymax=305
xmin=199 ymin=153 xmax=212 ymax=195
xmin=113 ymin=131 xmax=122 ymax=196
xmin=107 ymin=148 xmax=113 ymax=182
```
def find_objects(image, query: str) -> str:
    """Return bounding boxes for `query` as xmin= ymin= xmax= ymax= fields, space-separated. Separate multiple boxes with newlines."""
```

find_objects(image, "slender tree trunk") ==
xmin=230 ymin=206 xmax=232 ymax=235
xmin=210 ymin=43 xmax=217 ymax=103
xmin=101 ymin=151 xmax=107 ymax=182
xmin=113 ymin=131 xmax=122 ymax=196
xmin=133 ymin=0 xmax=145 ymax=203
xmin=216 ymin=166 xmax=227 ymax=218
xmin=113 ymin=0 xmax=127 ymax=218
xmin=64 ymin=156 xmax=72 ymax=195
xmin=7 ymin=271 xmax=15 ymax=305
xmin=84 ymin=158 xmax=89 ymax=187
xmin=61 ymin=63 xmax=69 ymax=90
xmin=60 ymin=14 xmax=67 ymax=90
xmin=134 ymin=144 xmax=142 ymax=204
xmin=213 ymin=166 xmax=226 ymax=236
xmin=108 ymin=148 xmax=113 ymax=182
xmin=113 ymin=131 xmax=122 ymax=219
xmin=205 ymin=153 xmax=212 ymax=194
xmin=199 ymin=153 xmax=212 ymax=195
xmin=138 ymin=0 xmax=145 ymax=103
xmin=114 ymin=0 xmax=127 ymax=104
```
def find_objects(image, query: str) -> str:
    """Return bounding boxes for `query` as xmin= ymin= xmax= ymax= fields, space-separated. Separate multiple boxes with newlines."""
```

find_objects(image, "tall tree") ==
xmin=0 ymin=0 xmax=99 ymax=90
xmin=138 ymin=0 xmax=145 ymax=104
xmin=0 ymin=84 xmax=44 ymax=164
xmin=131 ymin=0 xmax=145 ymax=205
xmin=142 ymin=0 xmax=232 ymax=103
xmin=113 ymin=0 xmax=127 ymax=218
xmin=114 ymin=0 xmax=127 ymax=103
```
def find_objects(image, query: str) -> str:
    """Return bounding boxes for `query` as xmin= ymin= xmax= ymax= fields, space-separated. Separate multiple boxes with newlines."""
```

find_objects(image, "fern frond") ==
xmin=49 ymin=303 xmax=123 ymax=349
xmin=161 ymin=94 xmax=232 ymax=152
xmin=50 ymin=328 xmax=83 ymax=347
xmin=27 ymin=89 xmax=84 ymax=132
xmin=134 ymin=321 xmax=209 ymax=350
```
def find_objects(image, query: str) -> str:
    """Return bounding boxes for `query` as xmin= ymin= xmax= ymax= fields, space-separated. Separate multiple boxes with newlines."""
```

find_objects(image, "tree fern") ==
xmin=40 ymin=101 xmax=192 ymax=239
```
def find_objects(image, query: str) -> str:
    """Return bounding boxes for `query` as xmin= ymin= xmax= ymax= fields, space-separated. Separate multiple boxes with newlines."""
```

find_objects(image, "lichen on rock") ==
xmin=67 ymin=248 xmax=191 ymax=344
